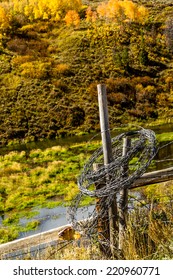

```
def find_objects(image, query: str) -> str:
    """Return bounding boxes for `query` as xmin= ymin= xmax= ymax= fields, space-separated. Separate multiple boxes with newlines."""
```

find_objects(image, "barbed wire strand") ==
xmin=67 ymin=128 xmax=158 ymax=250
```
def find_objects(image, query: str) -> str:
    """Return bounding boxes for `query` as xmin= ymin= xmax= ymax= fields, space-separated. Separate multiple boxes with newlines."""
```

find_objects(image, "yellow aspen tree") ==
xmin=54 ymin=12 xmax=61 ymax=22
xmin=49 ymin=0 xmax=60 ymax=19
xmin=137 ymin=6 xmax=149 ymax=23
xmin=11 ymin=0 xmax=82 ymax=23
xmin=65 ymin=0 xmax=82 ymax=11
xmin=43 ymin=12 xmax=49 ymax=20
xmin=33 ymin=7 xmax=42 ymax=20
xmin=12 ymin=0 xmax=22 ymax=14
xmin=121 ymin=0 xmax=138 ymax=22
xmin=0 ymin=6 xmax=10 ymax=32
xmin=37 ymin=0 xmax=47 ymax=19
xmin=24 ymin=4 xmax=34 ymax=18
xmin=107 ymin=0 xmax=125 ymax=21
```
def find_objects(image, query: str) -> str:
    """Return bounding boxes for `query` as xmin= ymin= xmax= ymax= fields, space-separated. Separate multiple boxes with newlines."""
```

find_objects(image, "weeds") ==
xmin=54 ymin=185 xmax=173 ymax=260
xmin=50 ymin=182 xmax=173 ymax=260
xmin=122 ymin=183 xmax=173 ymax=260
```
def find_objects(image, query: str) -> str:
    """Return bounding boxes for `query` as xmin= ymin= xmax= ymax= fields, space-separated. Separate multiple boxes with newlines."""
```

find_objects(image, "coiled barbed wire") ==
xmin=68 ymin=128 xmax=157 ymax=238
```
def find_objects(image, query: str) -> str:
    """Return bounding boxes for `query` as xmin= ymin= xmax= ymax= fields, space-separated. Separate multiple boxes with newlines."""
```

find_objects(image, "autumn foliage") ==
xmin=0 ymin=0 xmax=172 ymax=144
xmin=64 ymin=10 xmax=80 ymax=28
xmin=0 ymin=5 xmax=11 ymax=32
xmin=96 ymin=0 xmax=148 ymax=23
xmin=0 ymin=0 xmax=148 ymax=33
xmin=0 ymin=0 xmax=82 ymax=29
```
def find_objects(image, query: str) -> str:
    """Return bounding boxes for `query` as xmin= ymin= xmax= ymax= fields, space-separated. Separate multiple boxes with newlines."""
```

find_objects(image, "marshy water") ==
xmin=0 ymin=124 xmax=173 ymax=239
xmin=18 ymin=204 xmax=95 ymax=239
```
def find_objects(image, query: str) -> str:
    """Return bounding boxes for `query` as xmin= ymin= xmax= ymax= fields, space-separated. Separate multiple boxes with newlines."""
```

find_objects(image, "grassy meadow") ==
xmin=0 ymin=140 xmax=101 ymax=243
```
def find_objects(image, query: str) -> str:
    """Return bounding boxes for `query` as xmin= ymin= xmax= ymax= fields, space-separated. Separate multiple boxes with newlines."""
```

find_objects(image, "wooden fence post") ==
xmin=93 ymin=163 xmax=110 ymax=256
xmin=97 ymin=84 xmax=118 ymax=257
xmin=118 ymin=136 xmax=131 ymax=252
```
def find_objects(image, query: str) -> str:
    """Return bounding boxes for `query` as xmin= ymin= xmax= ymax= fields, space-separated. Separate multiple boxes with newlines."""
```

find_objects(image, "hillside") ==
xmin=0 ymin=0 xmax=173 ymax=146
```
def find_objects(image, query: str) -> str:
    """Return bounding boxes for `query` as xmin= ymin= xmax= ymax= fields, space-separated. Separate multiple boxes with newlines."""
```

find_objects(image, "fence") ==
xmin=0 ymin=84 xmax=172 ymax=260
xmin=68 ymin=84 xmax=173 ymax=258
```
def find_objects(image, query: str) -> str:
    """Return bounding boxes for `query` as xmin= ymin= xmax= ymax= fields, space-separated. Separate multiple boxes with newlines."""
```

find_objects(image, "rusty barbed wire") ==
xmin=67 ymin=128 xmax=157 ymax=241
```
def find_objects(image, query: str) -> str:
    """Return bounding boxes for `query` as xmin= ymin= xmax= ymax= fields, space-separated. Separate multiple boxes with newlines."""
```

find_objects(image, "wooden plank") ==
xmin=131 ymin=167 xmax=173 ymax=189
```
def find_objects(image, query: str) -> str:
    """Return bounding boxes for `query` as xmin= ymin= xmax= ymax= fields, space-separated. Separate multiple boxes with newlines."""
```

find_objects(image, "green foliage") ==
xmin=0 ymin=227 xmax=19 ymax=244
xmin=20 ymin=61 xmax=51 ymax=79
xmin=22 ymin=220 xmax=40 ymax=231
xmin=157 ymin=132 xmax=173 ymax=142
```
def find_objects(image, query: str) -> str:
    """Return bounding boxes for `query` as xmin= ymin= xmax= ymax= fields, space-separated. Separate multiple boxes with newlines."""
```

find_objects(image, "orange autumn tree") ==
xmin=107 ymin=0 xmax=125 ymax=20
xmin=64 ymin=10 xmax=80 ymax=27
xmin=86 ymin=6 xmax=97 ymax=23
xmin=97 ymin=0 xmax=148 ymax=23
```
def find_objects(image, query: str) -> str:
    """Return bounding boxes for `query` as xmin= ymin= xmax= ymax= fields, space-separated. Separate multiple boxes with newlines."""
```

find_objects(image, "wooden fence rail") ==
xmin=131 ymin=166 xmax=173 ymax=189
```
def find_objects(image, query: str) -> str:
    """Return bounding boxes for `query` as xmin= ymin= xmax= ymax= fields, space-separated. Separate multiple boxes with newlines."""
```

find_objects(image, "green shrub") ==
xmin=23 ymin=220 xmax=40 ymax=231
xmin=0 ymin=227 xmax=19 ymax=244
xmin=20 ymin=61 xmax=51 ymax=79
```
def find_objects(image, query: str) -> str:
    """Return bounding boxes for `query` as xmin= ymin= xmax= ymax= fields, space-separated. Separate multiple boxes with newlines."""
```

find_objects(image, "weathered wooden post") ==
xmin=97 ymin=84 xmax=118 ymax=256
xmin=93 ymin=163 xmax=110 ymax=255
xmin=118 ymin=137 xmax=131 ymax=252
